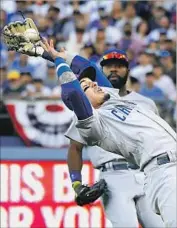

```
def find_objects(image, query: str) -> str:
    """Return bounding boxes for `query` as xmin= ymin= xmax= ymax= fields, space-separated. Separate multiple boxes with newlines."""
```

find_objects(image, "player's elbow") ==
xmin=76 ymin=117 xmax=101 ymax=146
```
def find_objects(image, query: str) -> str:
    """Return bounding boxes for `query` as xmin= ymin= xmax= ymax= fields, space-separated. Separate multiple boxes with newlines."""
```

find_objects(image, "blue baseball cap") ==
xmin=78 ymin=66 xmax=96 ymax=81
xmin=100 ymin=48 xmax=129 ymax=67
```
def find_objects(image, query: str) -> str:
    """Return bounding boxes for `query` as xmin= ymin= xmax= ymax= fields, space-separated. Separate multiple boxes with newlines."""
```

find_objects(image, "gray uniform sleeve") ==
xmin=65 ymin=118 xmax=86 ymax=144
xmin=76 ymin=109 xmax=105 ymax=146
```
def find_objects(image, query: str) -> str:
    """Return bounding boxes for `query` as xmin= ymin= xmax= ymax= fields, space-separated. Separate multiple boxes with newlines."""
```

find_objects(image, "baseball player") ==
xmin=2 ymin=22 xmax=175 ymax=227
xmin=43 ymin=39 xmax=176 ymax=228
xmin=65 ymin=49 xmax=164 ymax=227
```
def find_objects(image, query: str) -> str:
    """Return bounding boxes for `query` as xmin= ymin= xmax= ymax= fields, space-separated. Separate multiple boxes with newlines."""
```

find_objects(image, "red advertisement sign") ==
xmin=0 ymin=161 xmax=112 ymax=228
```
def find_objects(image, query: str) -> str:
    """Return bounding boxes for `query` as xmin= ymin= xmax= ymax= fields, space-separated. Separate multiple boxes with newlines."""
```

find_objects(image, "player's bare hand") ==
xmin=42 ymin=38 xmax=66 ymax=60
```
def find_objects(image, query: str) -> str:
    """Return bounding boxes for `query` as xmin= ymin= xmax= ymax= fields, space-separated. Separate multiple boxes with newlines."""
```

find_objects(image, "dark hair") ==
xmin=146 ymin=71 xmax=154 ymax=76
xmin=123 ymin=2 xmax=135 ymax=10
xmin=48 ymin=6 xmax=60 ymax=13
xmin=69 ymin=1 xmax=86 ymax=5
xmin=130 ymin=76 xmax=139 ymax=84
xmin=136 ymin=21 xmax=150 ymax=35
xmin=75 ymin=27 xmax=85 ymax=33
xmin=0 ymin=66 xmax=7 ymax=70
xmin=20 ymin=72 xmax=32 ymax=77
xmin=33 ymin=78 xmax=43 ymax=83
xmin=153 ymin=64 xmax=162 ymax=68
xmin=73 ymin=10 xmax=82 ymax=16
xmin=139 ymin=51 xmax=151 ymax=56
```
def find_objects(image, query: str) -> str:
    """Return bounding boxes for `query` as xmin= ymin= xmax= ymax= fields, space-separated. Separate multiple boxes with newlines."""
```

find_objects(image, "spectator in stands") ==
xmin=139 ymin=71 xmax=167 ymax=102
xmin=158 ymin=29 xmax=168 ymax=44
xmin=66 ymin=26 xmax=86 ymax=53
xmin=148 ymin=5 xmax=167 ymax=31
xmin=148 ymin=16 xmax=176 ymax=41
xmin=133 ymin=1 xmax=151 ymax=21
xmin=118 ymin=22 xmax=133 ymax=51
xmin=80 ymin=42 xmax=96 ymax=60
xmin=21 ymin=78 xmax=51 ymax=98
xmin=91 ymin=28 xmax=107 ymax=63
xmin=44 ymin=63 xmax=58 ymax=89
xmin=130 ymin=52 xmax=153 ymax=84
xmin=116 ymin=2 xmax=142 ymax=33
xmin=48 ymin=6 xmax=60 ymax=21
xmin=9 ymin=54 xmax=34 ymax=75
xmin=37 ymin=16 xmax=53 ymax=37
xmin=3 ymin=70 xmax=24 ymax=96
xmin=0 ymin=65 xmax=8 ymax=95
xmin=87 ymin=8 xmax=122 ymax=45
xmin=8 ymin=0 xmax=28 ymax=22
xmin=146 ymin=40 xmax=159 ymax=56
xmin=153 ymin=64 xmax=176 ymax=102
xmin=162 ymin=39 xmax=176 ymax=62
xmin=126 ymin=48 xmax=137 ymax=69
xmin=135 ymin=20 xmax=150 ymax=45
xmin=128 ymin=76 xmax=140 ymax=93
xmin=159 ymin=50 xmax=176 ymax=84
xmin=110 ymin=1 xmax=123 ymax=25
xmin=65 ymin=10 xmax=88 ymax=53
xmin=20 ymin=72 xmax=33 ymax=88
xmin=118 ymin=22 xmax=145 ymax=56
xmin=7 ymin=51 xmax=17 ymax=70
xmin=47 ymin=6 xmax=72 ymax=42
xmin=24 ymin=9 xmax=36 ymax=23
xmin=0 ymin=9 xmax=7 ymax=30
xmin=28 ymin=0 xmax=56 ymax=17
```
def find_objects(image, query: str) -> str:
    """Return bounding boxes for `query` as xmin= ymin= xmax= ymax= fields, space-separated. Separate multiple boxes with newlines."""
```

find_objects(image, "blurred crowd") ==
xmin=0 ymin=0 xmax=176 ymax=127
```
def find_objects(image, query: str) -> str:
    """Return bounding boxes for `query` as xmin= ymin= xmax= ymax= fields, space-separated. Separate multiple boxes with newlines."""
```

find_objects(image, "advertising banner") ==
xmin=0 ymin=161 xmax=112 ymax=228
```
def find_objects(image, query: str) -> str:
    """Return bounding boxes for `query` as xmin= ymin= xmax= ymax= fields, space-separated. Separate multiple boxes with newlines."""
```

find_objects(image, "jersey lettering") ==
xmin=111 ymin=105 xmax=134 ymax=121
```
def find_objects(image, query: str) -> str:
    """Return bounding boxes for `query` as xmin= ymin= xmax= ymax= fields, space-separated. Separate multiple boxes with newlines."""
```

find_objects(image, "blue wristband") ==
xmin=70 ymin=171 xmax=82 ymax=183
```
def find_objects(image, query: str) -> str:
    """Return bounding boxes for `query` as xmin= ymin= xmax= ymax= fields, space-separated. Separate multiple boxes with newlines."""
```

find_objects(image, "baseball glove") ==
xmin=2 ymin=18 xmax=43 ymax=56
xmin=73 ymin=179 xmax=107 ymax=206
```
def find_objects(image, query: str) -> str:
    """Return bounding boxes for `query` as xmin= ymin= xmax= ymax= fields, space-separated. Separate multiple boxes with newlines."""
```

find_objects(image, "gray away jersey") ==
xmin=74 ymin=88 xmax=176 ymax=170
xmin=65 ymin=88 xmax=165 ymax=168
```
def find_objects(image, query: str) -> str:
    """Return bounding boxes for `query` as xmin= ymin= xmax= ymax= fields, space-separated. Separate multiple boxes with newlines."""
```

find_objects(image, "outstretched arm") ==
xmin=45 ymin=39 xmax=93 ymax=120
xmin=45 ymin=39 xmax=105 ymax=145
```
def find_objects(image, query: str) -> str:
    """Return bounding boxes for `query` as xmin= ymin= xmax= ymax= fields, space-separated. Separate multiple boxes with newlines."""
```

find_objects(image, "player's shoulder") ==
xmin=126 ymin=91 xmax=158 ymax=113
xmin=128 ymin=91 xmax=155 ymax=104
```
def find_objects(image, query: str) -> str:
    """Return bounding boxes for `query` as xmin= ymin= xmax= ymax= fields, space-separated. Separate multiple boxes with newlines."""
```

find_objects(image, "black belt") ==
xmin=98 ymin=159 xmax=139 ymax=172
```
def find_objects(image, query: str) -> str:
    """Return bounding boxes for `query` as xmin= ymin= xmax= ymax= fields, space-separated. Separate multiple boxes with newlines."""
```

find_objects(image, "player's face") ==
xmin=80 ymin=78 xmax=106 ymax=108
xmin=102 ymin=61 xmax=129 ymax=89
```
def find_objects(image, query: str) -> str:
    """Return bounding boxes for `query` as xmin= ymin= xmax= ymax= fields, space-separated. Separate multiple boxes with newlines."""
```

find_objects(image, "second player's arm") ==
xmin=67 ymin=139 xmax=84 ymax=189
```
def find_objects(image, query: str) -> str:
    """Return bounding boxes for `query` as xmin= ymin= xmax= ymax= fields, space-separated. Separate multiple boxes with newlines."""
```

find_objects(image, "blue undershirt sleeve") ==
xmin=55 ymin=57 xmax=93 ymax=120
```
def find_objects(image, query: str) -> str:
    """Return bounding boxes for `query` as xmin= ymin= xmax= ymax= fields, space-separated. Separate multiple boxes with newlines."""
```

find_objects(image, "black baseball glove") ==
xmin=73 ymin=179 xmax=107 ymax=206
